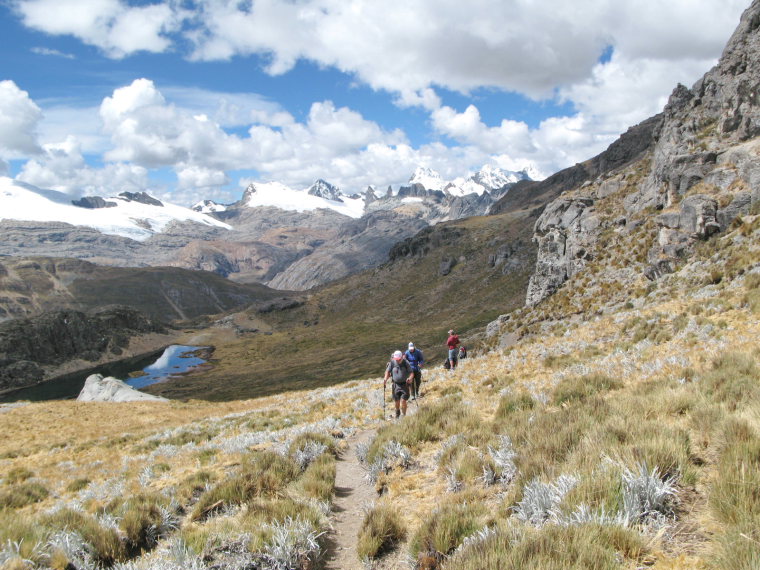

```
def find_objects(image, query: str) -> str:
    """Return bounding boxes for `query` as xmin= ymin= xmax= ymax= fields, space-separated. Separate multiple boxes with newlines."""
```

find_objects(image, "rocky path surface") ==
xmin=323 ymin=429 xmax=377 ymax=569
xmin=324 ymin=399 xmax=421 ymax=569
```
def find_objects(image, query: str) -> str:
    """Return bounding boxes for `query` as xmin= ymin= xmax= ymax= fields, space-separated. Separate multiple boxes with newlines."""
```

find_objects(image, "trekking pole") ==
xmin=383 ymin=382 xmax=386 ymax=420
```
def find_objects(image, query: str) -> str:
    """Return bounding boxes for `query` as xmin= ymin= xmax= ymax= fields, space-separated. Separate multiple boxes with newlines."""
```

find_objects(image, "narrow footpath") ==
xmin=324 ymin=398 xmax=421 ymax=569
xmin=323 ymin=429 xmax=378 ymax=569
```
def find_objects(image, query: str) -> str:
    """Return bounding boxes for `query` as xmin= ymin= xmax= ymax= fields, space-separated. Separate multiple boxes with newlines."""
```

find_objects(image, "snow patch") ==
xmin=0 ymin=176 xmax=231 ymax=241
xmin=243 ymin=181 xmax=363 ymax=218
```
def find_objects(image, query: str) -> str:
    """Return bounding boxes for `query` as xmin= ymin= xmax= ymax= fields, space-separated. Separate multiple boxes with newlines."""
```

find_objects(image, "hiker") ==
xmin=459 ymin=345 xmax=467 ymax=360
xmin=404 ymin=342 xmax=425 ymax=399
xmin=446 ymin=329 xmax=460 ymax=370
xmin=384 ymin=350 xmax=414 ymax=418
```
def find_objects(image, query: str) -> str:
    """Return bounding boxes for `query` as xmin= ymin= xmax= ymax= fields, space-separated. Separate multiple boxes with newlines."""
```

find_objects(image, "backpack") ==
xmin=443 ymin=358 xmax=451 ymax=370
xmin=388 ymin=358 xmax=410 ymax=384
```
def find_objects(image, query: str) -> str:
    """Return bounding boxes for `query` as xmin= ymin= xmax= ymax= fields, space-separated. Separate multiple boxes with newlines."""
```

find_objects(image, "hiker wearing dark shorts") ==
xmin=446 ymin=329 xmax=460 ymax=370
xmin=404 ymin=342 xmax=424 ymax=399
xmin=384 ymin=350 xmax=414 ymax=418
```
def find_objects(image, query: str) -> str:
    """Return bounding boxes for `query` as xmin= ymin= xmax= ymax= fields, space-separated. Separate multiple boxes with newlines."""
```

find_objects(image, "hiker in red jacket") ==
xmin=446 ymin=329 xmax=460 ymax=370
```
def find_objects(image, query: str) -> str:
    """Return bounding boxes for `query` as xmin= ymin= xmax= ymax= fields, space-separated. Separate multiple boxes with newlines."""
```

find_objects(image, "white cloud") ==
xmin=15 ymin=0 xmax=178 ymax=58
xmin=0 ymin=80 xmax=43 ymax=156
xmin=30 ymin=46 xmax=75 ymax=58
xmin=16 ymin=135 xmax=148 ymax=196
xmin=5 ymin=0 xmax=750 ymax=203
xmin=178 ymin=0 xmax=747 ymax=99
xmin=176 ymin=164 xmax=229 ymax=189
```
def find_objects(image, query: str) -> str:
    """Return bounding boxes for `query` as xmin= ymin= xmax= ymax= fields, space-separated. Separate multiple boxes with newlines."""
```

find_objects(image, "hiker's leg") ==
xmin=401 ymin=399 xmax=407 ymax=416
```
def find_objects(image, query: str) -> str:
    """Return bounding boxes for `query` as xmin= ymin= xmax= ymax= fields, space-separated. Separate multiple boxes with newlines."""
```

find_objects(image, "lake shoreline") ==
xmin=0 ymin=344 xmax=216 ymax=402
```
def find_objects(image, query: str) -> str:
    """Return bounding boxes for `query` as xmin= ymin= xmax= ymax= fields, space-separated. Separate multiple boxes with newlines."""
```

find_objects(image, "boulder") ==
xmin=77 ymin=374 xmax=168 ymax=402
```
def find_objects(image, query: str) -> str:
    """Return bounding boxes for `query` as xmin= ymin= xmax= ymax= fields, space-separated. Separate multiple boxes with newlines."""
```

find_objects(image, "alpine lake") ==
xmin=0 ymin=345 xmax=210 ymax=402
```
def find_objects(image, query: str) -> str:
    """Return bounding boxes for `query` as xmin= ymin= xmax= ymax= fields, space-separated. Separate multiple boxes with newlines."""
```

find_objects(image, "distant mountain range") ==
xmin=191 ymin=164 xmax=535 ymax=217
xmin=0 ymin=165 xmax=535 ymax=294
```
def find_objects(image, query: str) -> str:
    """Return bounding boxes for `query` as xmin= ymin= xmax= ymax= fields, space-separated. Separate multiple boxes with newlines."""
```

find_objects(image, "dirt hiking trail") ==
xmin=324 ymin=402 xmax=420 ymax=569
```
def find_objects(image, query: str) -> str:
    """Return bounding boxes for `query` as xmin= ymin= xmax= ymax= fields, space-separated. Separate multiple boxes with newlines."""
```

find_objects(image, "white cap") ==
xmin=408 ymin=342 xmax=415 ymax=348
xmin=393 ymin=350 xmax=403 ymax=359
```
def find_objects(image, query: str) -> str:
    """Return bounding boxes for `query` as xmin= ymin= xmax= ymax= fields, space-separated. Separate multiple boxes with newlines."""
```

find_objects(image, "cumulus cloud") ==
xmin=5 ymin=0 xmax=750 ymax=202
xmin=0 ymin=80 xmax=43 ymax=156
xmin=14 ymin=0 xmax=179 ymax=58
xmin=16 ymin=135 xmax=149 ymax=196
xmin=95 ymin=78 xmax=411 ymax=190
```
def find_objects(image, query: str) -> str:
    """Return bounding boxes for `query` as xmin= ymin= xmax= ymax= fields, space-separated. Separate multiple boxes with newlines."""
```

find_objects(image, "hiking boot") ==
xmin=395 ymin=409 xmax=400 ymax=419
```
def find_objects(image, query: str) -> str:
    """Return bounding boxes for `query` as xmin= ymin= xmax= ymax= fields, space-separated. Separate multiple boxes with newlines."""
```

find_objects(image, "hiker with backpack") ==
xmin=384 ymin=350 xmax=414 ymax=419
xmin=404 ymin=342 xmax=425 ymax=399
xmin=446 ymin=329 xmax=460 ymax=370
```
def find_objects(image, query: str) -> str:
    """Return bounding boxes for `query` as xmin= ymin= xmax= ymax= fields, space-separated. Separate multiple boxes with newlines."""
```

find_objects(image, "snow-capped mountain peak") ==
xmin=192 ymin=199 xmax=228 ymax=214
xmin=409 ymin=167 xmax=446 ymax=191
xmin=307 ymin=179 xmax=343 ymax=203
xmin=242 ymin=181 xmax=363 ymax=218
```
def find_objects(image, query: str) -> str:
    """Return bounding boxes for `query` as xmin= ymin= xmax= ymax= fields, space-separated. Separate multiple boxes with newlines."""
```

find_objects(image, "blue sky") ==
xmin=0 ymin=0 xmax=749 ymax=206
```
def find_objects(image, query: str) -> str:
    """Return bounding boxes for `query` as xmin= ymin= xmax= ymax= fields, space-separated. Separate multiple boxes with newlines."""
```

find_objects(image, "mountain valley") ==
xmin=1 ymin=1 xmax=760 ymax=569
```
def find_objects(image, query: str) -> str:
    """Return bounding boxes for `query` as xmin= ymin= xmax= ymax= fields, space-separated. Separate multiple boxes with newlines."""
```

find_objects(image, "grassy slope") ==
xmin=143 ymin=209 xmax=537 ymax=400
xmin=0 ymin=257 xmax=288 ymax=323
xmin=1 ymin=202 xmax=758 ymax=568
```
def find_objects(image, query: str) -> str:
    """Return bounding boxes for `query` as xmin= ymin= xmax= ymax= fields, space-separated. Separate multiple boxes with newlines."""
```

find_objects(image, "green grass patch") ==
xmin=411 ymin=499 xmax=488 ymax=561
xmin=191 ymin=451 xmax=299 ymax=520
xmin=552 ymin=373 xmax=623 ymax=405
xmin=0 ymin=480 xmax=49 ymax=509
xmin=445 ymin=523 xmax=647 ymax=570
xmin=357 ymin=502 xmax=406 ymax=560
xmin=298 ymin=453 xmax=336 ymax=501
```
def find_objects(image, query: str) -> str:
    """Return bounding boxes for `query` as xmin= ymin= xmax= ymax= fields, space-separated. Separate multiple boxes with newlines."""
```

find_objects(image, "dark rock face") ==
xmin=72 ymin=196 xmax=117 ymax=209
xmin=0 ymin=306 xmax=165 ymax=392
xmin=388 ymin=226 xmax=464 ymax=261
xmin=118 ymin=191 xmax=164 ymax=207
xmin=307 ymin=179 xmax=343 ymax=202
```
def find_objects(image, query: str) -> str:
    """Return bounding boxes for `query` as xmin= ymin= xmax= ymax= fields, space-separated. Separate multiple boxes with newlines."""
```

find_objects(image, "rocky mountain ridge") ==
xmin=507 ymin=0 xmax=760 ymax=311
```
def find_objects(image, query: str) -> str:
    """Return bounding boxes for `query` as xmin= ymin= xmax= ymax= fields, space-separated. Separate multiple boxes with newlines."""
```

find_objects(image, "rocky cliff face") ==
xmin=523 ymin=0 xmax=760 ymax=307
xmin=0 ymin=306 xmax=164 ymax=392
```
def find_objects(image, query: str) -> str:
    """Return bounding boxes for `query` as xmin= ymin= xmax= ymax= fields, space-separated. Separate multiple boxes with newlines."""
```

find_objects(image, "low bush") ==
xmin=176 ymin=470 xmax=216 ymax=506
xmin=0 ymin=481 xmax=49 ymax=509
xmin=356 ymin=502 xmax=406 ymax=560
xmin=553 ymin=373 xmax=622 ymax=405
xmin=699 ymin=352 xmax=760 ymax=409
xmin=411 ymin=500 xmax=487 ymax=563
xmin=65 ymin=478 xmax=90 ymax=493
xmin=3 ymin=467 xmax=34 ymax=485
xmin=366 ymin=398 xmax=468 ymax=464
xmin=493 ymin=392 xmax=534 ymax=420
xmin=445 ymin=523 xmax=647 ymax=570
xmin=191 ymin=451 xmax=299 ymax=521
xmin=41 ymin=508 xmax=126 ymax=566
xmin=299 ymin=453 xmax=336 ymax=501
xmin=114 ymin=493 xmax=177 ymax=555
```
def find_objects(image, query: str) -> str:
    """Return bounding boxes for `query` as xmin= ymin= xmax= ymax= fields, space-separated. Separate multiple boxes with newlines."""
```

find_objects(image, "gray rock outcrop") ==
xmin=77 ymin=374 xmax=168 ymax=402
xmin=524 ymin=0 xmax=760 ymax=303
xmin=525 ymin=197 xmax=600 ymax=306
